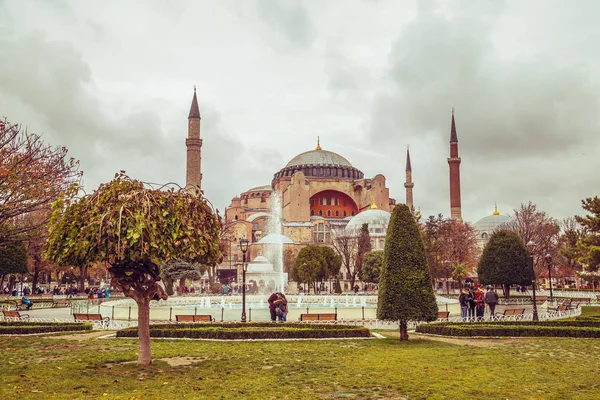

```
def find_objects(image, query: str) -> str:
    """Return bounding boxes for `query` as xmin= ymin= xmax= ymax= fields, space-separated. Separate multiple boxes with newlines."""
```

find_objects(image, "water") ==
xmin=269 ymin=190 xmax=285 ymax=292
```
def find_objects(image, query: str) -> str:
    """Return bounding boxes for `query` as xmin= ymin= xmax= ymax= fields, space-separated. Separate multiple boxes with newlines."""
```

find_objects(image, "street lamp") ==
xmin=443 ymin=260 xmax=451 ymax=295
xmin=545 ymin=254 xmax=553 ymax=302
xmin=239 ymin=238 xmax=250 ymax=323
xmin=527 ymin=241 xmax=539 ymax=321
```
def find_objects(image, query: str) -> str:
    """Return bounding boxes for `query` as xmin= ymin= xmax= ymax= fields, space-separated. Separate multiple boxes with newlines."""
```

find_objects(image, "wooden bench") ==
xmin=299 ymin=313 xmax=337 ymax=321
xmin=572 ymin=298 xmax=591 ymax=306
xmin=437 ymin=311 xmax=450 ymax=320
xmin=552 ymin=305 xmax=569 ymax=312
xmin=2 ymin=310 xmax=29 ymax=320
xmin=175 ymin=315 xmax=214 ymax=323
xmin=495 ymin=308 xmax=525 ymax=319
xmin=52 ymin=299 xmax=71 ymax=308
xmin=73 ymin=313 xmax=110 ymax=328
xmin=532 ymin=296 xmax=548 ymax=303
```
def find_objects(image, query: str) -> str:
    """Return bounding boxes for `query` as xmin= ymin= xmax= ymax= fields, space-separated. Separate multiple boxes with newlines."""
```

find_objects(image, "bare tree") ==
xmin=0 ymin=117 xmax=82 ymax=246
xmin=331 ymin=229 xmax=358 ymax=288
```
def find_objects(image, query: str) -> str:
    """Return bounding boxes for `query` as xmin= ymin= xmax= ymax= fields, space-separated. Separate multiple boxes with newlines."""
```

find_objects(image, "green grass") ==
xmin=0 ymin=332 xmax=599 ymax=399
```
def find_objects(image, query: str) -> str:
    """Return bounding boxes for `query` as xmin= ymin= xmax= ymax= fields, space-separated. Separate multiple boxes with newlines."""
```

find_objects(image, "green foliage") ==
xmin=0 ymin=240 xmax=28 ymax=275
xmin=0 ymin=321 xmax=91 ymax=334
xmin=290 ymin=245 xmax=341 ymax=291
xmin=161 ymin=261 xmax=206 ymax=295
xmin=416 ymin=320 xmax=600 ymax=338
xmin=477 ymin=230 xmax=531 ymax=286
xmin=359 ymin=250 xmax=383 ymax=283
xmin=377 ymin=204 xmax=438 ymax=323
xmin=355 ymin=223 xmax=371 ymax=270
xmin=575 ymin=196 xmax=600 ymax=272
xmin=116 ymin=322 xmax=370 ymax=339
xmin=334 ymin=276 xmax=342 ymax=294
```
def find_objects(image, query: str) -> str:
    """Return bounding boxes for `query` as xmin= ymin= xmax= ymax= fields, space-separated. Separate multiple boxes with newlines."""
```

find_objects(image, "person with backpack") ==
xmin=21 ymin=296 xmax=33 ymax=310
xmin=475 ymin=287 xmax=485 ymax=320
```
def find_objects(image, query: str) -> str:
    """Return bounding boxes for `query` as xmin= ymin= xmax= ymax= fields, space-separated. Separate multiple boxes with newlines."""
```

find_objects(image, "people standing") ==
xmin=467 ymin=287 xmax=476 ymax=320
xmin=459 ymin=289 xmax=470 ymax=320
xmin=485 ymin=286 xmax=499 ymax=317
xmin=274 ymin=292 xmax=288 ymax=322
xmin=475 ymin=287 xmax=485 ymax=320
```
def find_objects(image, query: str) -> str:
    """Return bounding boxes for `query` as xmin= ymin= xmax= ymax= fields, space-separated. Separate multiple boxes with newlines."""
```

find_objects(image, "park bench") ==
xmin=175 ymin=315 xmax=214 ymax=323
xmin=2 ymin=310 xmax=29 ymax=320
xmin=437 ymin=311 xmax=450 ymax=320
xmin=561 ymin=299 xmax=573 ymax=308
xmin=551 ymin=305 xmax=569 ymax=313
xmin=495 ymin=308 xmax=525 ymax=320
xmin=532 ymin=296 xmax=548 ymax=303
xmin=73 ymin=313 xmax=110 ymax=328
xmin=52 ymin=299 xmax=71 ymax=308
xmin=571 ymin=298 xmax=591 ymax=307
xmin=299 ymin=313 xmax=337 ymax=321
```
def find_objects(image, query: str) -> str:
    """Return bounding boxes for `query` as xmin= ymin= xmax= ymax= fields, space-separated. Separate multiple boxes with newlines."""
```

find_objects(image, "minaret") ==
xmin=186 ymin=87 xmax=202 ymax=192
xmin=404 ymin=145 xmax=414 ymax=210
xmin=448 ymin=108 xmax=462 ymax=221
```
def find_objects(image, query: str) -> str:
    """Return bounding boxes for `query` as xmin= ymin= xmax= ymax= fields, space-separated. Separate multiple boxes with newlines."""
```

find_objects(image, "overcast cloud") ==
xmin=0 ymin=0 xmax=598 ymax=223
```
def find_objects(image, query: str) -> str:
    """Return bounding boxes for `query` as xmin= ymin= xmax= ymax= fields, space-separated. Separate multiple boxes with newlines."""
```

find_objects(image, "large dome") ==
xmin=285 ymin=150 xmax=353 ymax=168
xmin=473 ymin=214 xmax=511 ymax=232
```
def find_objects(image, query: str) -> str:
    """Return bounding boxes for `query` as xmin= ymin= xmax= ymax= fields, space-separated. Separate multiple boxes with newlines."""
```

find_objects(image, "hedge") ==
xmin=416 ymin=321 xmax=600 ymax=338
xmin=116 ymin=322 xmax=371 ymax=340
xmin=0 ymin=321 xmax=92 ymax=335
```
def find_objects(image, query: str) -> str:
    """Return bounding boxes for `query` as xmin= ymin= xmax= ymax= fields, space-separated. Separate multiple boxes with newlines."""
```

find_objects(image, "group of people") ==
xmin=458 ymin=286 xmax=499 ymax=320
xmin=268 ymin=292 xmax=289 ymax=322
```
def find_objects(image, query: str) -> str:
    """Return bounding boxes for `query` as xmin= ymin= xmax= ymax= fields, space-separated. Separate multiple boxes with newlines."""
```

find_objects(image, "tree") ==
xmin=290 ymin=245 xmax=341 ymax=293
xmin=575 ymin=196 xmax=600 ymax=273
xmin=45 ymin=173 xmax=221 ymax=365
xmin=421 ymin=214 xmax=446 ymax=279
xmin=354 ymin=223 xmax=372 ymax=284
xmin=451 ymin=263 xmax=469 ymax=289
xmin=0 ymin=117 xmax=82 ymax=246
xmin=377 ymin=204 xmax=438 ymax=340
xmin=359 ymin=250 xmax=383 ymax=284
xmin=477 ymin=230 xmax=531 ymax=298
xmin=505 ymin=202 xmax=560 ymax=277
xmin=0 ymin=240 xmax=28 ymax=293
xmin=331 ymin=229 xmax=358 ymax=287
xmin=161 ymin=261 xmax=207 ymax=295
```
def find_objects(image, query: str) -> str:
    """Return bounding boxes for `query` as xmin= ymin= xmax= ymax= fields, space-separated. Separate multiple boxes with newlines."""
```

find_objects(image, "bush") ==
xmin=0 ymin=321 xmax=92 ymax=334
xmin=116 ymin=322 xmax=371 ymax=340
xmin=416 ymin=320 xmax=600 ymax=338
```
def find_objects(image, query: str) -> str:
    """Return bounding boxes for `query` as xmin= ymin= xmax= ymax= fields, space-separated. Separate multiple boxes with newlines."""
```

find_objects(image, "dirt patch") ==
xmin=384 ymin=331 xmax=527 ymax=347
xmin=44 ymin=330 xmax=116 ymax=341
xmin=117 ymin=356 xmax=208 ymax=367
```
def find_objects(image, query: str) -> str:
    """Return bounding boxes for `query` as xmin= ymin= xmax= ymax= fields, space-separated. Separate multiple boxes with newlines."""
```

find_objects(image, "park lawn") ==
xmin=0 ymin=334 xmax=598 ymax=399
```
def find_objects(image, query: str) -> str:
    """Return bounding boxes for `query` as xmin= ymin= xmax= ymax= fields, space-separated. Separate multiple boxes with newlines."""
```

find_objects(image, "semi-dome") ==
xmin=252 ymin=255 xmax=270 ymax=263
xmin=256 ymin=233 xmax=294 ymax=245
xmin=346 ymin=208 xmax=391 ymax=234
xmin=273 ymin=141 xmax=364 ymax=181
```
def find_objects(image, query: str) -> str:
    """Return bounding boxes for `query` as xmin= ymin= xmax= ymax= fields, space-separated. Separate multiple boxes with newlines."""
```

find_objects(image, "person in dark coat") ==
xmin=267 ymin=292 xmax=278 ymax=322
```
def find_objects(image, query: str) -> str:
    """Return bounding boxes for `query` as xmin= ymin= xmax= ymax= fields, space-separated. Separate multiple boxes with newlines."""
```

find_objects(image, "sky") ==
xmin=1 ymin=0 xmax=599 ymax=224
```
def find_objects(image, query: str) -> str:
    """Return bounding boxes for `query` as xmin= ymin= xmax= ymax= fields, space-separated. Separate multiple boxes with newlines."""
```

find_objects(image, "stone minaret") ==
xmin=448 ymin=108 xmax=462 ymax=221
xmin=186 ymin=87 xmax=202 ymax=191
xmin=404 ymin=145 xmax=414 ymax=210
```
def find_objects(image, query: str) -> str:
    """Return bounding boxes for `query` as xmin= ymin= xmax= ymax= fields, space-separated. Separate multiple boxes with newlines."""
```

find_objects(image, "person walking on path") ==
xmin=267 ymin=292 xmax=278 ymax=322
xmin=485 ymin=286 xmax=499 ymax=317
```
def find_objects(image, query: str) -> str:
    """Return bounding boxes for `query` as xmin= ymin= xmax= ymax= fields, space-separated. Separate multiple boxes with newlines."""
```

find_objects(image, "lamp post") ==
xmin=239 ymin=238 xmax=250 ymax=323
xmin=527 ymin=241 xmax=539 ymax=321
xmin=443 ymin=260 xmax=451 ymax=295
xmin=545 ymin=254 xmax=553 ymax=302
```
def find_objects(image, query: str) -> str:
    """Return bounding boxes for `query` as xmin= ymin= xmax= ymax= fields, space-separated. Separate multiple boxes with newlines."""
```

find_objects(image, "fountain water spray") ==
xmin=269 ymin=190 xmax=285 ymax=292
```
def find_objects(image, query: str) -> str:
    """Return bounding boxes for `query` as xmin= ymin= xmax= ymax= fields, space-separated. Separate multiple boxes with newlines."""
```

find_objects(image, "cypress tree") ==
xmin=377 ymin=204 xmax=437 ymax=340
xmin=477 ymin=230 xmax=531 ymax=298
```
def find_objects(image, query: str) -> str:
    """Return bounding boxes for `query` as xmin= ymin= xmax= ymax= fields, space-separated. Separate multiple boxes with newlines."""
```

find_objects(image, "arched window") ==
xmin=343 ymin=211 xmax=347 ymax=217
xmin=253 ymin=222 xmax=259 ymax=231
xmin=351 ymin=211 xmax=355 ymax=216
xmin=335 ymin=210 xmax=339 ymax=217
xmin=235 ymin=215 xmax=238 ymax=220
xmin=311 ymin=210 xmax=315 ymax=216
xmin=319 ymin=210 xmax=323 ymax=216
xmin=327 ymin=210 xmax=331 ymax=217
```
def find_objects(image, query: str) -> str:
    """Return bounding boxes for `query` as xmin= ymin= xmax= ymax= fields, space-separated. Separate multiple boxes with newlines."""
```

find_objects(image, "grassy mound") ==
xmin=416 ymin=319 xmax=600 ymax=338
xmin=116 ymin=322 xmax=371 ymax=340
xmin=0 ymin=321 xmax=92 ymax=335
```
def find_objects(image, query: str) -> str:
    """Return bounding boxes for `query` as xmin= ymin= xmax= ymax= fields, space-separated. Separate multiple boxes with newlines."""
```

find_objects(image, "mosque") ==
xmin=182 ymin=90 xmax=510 ymax=285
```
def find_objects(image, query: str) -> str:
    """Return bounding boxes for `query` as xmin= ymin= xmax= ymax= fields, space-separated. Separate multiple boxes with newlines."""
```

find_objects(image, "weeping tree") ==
xmin=45 ymin=173 xmax=221 ymax=365
xmin=0 ymin=240 xmax=28 ymax=293
xmin=161 ymin=260 xmax=207 ymax=295
xmin=377 ymin=204 xmax=437 ymax=340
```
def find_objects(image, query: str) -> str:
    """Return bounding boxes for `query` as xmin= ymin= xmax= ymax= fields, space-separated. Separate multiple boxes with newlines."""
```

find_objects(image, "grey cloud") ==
xmin=256 ymin=0 xmax=314 ymax=48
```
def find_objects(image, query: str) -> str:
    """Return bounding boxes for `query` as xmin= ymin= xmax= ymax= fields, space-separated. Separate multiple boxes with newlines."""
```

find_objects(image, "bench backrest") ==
xmin=73 ymin=313 xmax=103 ymax=321
xmin=437 ymin=311 xmax=450 ymax=319
xmin=572 ymin=298 xmax=590 ymax=304
xmin=300 ymin=313 xmax=337 ymax=321
xmin=176 ymin=315 xmax=212 ymax=322
xmin=534 ymin=296 xmax=548 ymax=302
xmin=2 ymin=310 xmax=21 ymax=318
xmin=504 ymin=308 xmax=525 ymax=316
xmin=556 ymin=305 xmax=568 ymax=312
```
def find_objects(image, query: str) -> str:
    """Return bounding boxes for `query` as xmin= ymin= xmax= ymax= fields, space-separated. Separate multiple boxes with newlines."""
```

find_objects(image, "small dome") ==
xmin=246 ymin=212 xmax=271 ymax=222
xmin=247 ymin=185 xmax=272 ymax=192
xmin=285 ymin=149 xmax=353 ymax=168
xmin=256 ymin=233 xmax=294 ymax=244
xmin=473 ymin=214 xmax=511 ymax=235
xmin=346 ymin=209 xmax=391 ymax=234
xmin=252 ymin=255 xmax=270 ymax=263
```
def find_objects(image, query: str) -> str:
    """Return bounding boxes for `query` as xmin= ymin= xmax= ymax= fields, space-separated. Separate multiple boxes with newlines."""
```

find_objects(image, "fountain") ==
xmin=268 ymin=190 xmax=286 ymax=292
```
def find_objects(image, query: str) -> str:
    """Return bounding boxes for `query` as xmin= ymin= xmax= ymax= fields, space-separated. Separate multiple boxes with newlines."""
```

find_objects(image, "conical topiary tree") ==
xmin=377 ymin=204 xmax=438 ymax=340
xmin=477 ymin=230 xmax=531 ymax=299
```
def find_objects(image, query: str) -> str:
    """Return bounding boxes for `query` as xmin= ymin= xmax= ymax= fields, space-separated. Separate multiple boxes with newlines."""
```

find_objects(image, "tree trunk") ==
xmin=399 ymin=321 xmax=409 ymax=341
xmin=32 ymin=269 xmax=39 ymax=292
xmin=163 ymin=276 xmax=174 ymax=296
xmin=137 ymin=296 xmax=152 ymax=365
xmin=502 ymin=283 xmax=510 ymax=300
